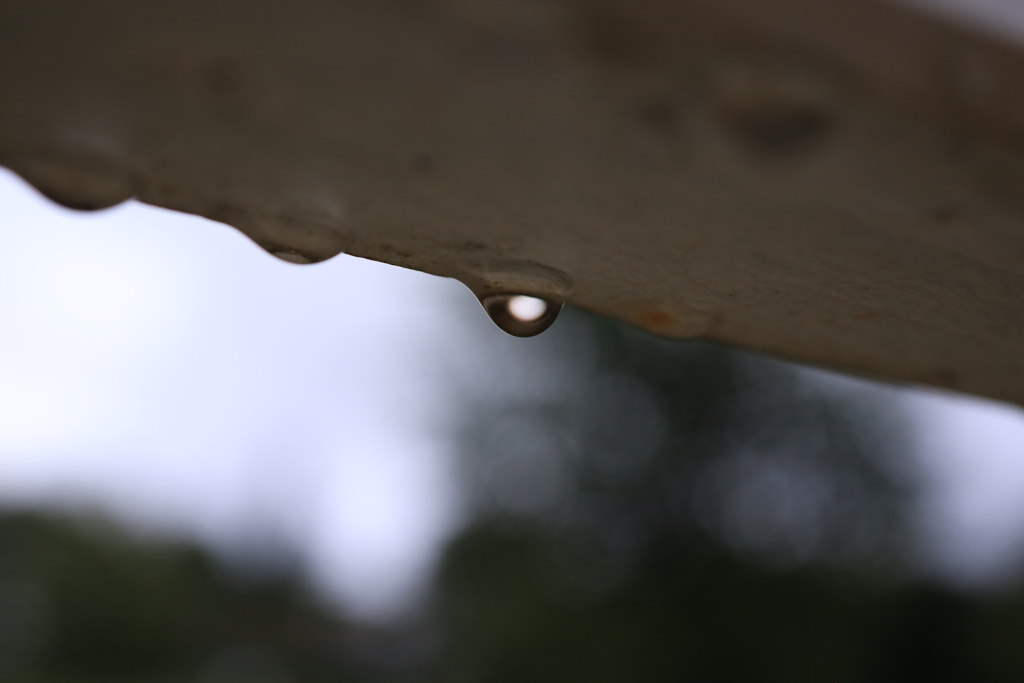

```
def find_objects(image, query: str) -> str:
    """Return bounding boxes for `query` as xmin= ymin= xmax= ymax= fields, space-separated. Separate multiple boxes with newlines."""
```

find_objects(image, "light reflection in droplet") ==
xmin=506 ymin=295 xmax=548 ymax=322
xmin=479 ymin=293 xmax=563 ymax=338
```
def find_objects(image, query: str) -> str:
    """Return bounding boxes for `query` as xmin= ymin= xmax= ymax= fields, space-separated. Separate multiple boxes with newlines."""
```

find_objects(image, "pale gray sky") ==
xmin=0 ymin=168 xmax=482 ymax=619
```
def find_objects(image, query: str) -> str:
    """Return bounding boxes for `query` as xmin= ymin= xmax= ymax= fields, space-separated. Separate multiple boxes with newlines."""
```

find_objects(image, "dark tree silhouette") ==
xmin=3 ymin=310 xmax=1024 ymax=682
xmin=430 ymin=309 xmax=1017 ymax=682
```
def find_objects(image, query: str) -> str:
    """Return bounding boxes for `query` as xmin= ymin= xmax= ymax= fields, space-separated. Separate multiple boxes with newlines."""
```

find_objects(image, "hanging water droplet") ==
xmin=481 ymin=293 xmax=563 ymax=337
xmin=269 ymin=249 xmax=313 ymax=264
xmin=458 ymin=259 xmax=572 ymax=338
xmin=11 ymin=156 xmax=135 ymax=211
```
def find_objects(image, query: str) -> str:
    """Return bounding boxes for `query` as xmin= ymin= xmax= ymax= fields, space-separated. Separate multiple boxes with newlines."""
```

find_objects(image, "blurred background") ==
xmin=5 ymin=138 xmax=1024 ymax=682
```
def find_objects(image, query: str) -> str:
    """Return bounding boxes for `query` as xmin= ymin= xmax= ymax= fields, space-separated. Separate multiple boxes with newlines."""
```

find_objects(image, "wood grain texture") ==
xmin=2 ymin=0 xmax=1024 ymax=402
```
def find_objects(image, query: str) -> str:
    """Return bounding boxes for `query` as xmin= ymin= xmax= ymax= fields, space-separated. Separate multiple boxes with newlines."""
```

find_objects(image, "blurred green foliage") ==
xmin=0 ymin=513 xmax=368 ymax=683
xmin=3 ymin=310 xmax=1024 ymax=682
xmin=431 ymin=310 xmax=1024 ymax=682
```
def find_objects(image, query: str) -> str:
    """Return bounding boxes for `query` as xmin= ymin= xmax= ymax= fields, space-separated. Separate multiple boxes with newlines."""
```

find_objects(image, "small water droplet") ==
xmin=458 ymin=260 xmax=572 ymax=337
xmin=11 ymin=156 xmax=135 ymax=211
xmin=481 ymin=293 xmax=562 ymax=337
xmin=269 ymin=249 xmax=313 ymax=264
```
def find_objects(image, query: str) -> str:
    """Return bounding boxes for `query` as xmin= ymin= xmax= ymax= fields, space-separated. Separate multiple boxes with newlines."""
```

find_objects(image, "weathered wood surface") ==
xmin=3 ymin=0 xmax=1024 ymax=403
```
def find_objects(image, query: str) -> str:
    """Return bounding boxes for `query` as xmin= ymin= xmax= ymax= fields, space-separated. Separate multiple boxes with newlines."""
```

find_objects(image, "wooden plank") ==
xmin=2 ymin=0 xmax=1024 ymax=402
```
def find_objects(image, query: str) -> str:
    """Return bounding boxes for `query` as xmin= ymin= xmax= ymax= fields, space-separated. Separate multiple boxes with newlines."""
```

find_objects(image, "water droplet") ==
xmin=458 ymin=260 xmax=571 ymax=337
xmin=11 ymin=157 xmax=135 ymax=211
xmin=228 ymin=213 xmax=350 ymax=265
xmin=713 ymin=61 xmax=834 ymax=155
xmin=481 ymin=293 xmax=563 ymax=337
xmin=269 ymin=249 xmax=313 ymax=264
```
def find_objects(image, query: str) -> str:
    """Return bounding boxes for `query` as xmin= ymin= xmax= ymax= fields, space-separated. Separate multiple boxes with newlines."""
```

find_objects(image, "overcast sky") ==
xmin=0 ymin=168 xmax=496 ymax=619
